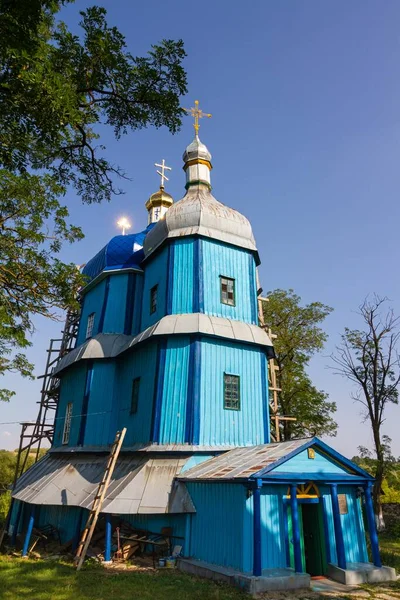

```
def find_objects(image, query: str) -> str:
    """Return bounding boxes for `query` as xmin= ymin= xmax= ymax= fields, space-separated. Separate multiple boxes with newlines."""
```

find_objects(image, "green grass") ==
xmin=379 ymin=531 xmax=400 ymax=572
xmin=0 ymin=556 xmax=250 ymax=600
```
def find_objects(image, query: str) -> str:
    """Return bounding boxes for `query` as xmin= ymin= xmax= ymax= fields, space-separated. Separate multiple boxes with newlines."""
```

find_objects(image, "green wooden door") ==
xmin=302 ymin=503 xmax=327 ymax=576
xmin=287 ymin=505 xmax=306 ymax=572
xmin=287 ymin=502 xmax=327 ymax=576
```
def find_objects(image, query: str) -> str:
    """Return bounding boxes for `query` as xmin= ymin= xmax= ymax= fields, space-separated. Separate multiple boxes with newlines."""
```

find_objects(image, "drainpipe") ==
xmin=329 ymin=483 xmax=346 ymax=570
xmin=290 ymin=483 xmax=303 ymax=573
xmin=104 ymin=513 xmax=112 ymax=563
xmin=252 ymin=479 xmax=262 ymax=577
xmin=22 ymin=505 xmax=36 ymax=558
xmin=364 ymin=482 xmax=382 ymax=568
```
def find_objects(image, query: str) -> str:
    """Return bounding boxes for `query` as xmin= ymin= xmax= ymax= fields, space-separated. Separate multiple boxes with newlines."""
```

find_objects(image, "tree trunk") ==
xmin=373 ymin=436 xmax=385 ymax=531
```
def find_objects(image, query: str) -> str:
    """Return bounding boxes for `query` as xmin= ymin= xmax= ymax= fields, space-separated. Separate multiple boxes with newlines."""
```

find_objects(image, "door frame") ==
xmin=283 ymin=494 xmax=328 ymax=575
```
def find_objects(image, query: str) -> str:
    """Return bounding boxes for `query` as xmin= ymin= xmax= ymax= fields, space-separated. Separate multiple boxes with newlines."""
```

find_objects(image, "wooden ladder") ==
xmin=74 ymin=427 xmax=126 ymax=570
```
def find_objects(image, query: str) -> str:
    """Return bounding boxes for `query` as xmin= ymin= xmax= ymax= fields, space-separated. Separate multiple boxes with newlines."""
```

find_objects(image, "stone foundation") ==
xmin=327 ymin=562 xmax=397 ymax=585
xmin=178 ymin=558 xmax=310 ymax=595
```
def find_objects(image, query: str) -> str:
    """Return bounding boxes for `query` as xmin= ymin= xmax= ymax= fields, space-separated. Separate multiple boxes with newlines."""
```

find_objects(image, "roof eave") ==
xmin=80 ymin=265 xmax=143 ymax=295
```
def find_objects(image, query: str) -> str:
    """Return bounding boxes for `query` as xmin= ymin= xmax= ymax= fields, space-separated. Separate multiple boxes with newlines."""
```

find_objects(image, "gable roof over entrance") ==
xmin=178 ymin=437 xmax=373 ymax=483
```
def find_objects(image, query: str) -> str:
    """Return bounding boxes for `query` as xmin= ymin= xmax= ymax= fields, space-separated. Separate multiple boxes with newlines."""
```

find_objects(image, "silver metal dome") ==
xmin=183 ymin=135 xmax=212 ymax=163
xmin=143 ymin=185 xmax=258 ymax=258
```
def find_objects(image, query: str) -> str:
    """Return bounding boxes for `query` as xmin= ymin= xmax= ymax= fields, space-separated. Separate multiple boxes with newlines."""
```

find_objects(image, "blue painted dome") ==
xmin=82 ymin=225 xmax=154 ymax=283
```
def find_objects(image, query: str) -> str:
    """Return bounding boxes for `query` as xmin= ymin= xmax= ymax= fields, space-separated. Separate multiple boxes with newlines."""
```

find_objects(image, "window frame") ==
xmin=62 ymin=402 xmax=73 ymax=445
xmin=220 ymin=276 xmax=236 ymax=307
xmin=223 ymin=373 xmax=241 ymax=411
xmin=130 ymin=377 xmax=141 ymax=415
xmin=150 ymin=284 xmax=158 ymax=314
xmin=86 ymin=312 xmax=95 ymax=339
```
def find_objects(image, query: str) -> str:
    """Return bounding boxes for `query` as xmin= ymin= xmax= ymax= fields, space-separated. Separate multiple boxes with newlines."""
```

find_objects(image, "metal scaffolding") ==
xmin=257 ymin=295 xmax=296 ymax=443
xmin=13 ymin=308 xmax=80 ymax=486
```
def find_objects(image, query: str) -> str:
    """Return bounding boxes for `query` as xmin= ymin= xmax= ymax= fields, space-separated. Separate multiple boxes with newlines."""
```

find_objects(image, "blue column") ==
xmin=104 ymin=513 xmax=112 ymax=563
xmin=22 ymin=505 xmax=35 ymax=558
xmin=11 ymin=501 xmax=23 ymax=547
xmin=364 ymin=483 xmax=382 ymax=567
xmin=290 ymin=483 xmax=302 ymax=573
xmin=330 ymin=483 xmax=346 ymax=570
xmin=253 ymin=480 xmax=262 ymax=576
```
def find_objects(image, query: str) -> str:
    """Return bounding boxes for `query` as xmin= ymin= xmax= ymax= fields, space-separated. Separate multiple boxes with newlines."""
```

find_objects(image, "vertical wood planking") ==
xmin=199 ymin=338 xmax=265 ymax=446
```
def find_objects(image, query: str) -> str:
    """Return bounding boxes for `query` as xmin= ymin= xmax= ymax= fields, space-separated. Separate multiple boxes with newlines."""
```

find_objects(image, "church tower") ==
xmin=49 ymin=104 xmax=273 ymax=451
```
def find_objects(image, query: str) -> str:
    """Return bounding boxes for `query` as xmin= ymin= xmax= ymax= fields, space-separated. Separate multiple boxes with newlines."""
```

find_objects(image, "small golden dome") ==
xmin=145 ymin=187 xmax=174 ymax=211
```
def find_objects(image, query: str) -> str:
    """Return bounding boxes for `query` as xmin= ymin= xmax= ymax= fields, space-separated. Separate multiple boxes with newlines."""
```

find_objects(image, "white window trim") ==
xmin=86 ymin=312 xmax=95 ymax=339
xmin=62 ymin=403 xmax=73 ymax=445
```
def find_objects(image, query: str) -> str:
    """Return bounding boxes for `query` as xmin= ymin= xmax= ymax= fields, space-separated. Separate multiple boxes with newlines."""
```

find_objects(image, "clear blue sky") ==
xmin=1 ymin=0 xmax=400 ymax=457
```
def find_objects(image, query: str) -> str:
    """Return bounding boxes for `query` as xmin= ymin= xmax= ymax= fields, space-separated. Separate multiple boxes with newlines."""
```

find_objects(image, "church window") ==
xmin=150 ymin=285 xmax=158 ymax=314
xmin=220 ymin=276 xmax=235 ymax=306
xmin=62 ymin=403 xmax=73 ymax=445
xmin=86 ymin=313 xmax=95 ymax=339
xmin=130 ymin=377 xmax=140 ymax=414
xmin=224 ymin=373 xmax=240 ymax=410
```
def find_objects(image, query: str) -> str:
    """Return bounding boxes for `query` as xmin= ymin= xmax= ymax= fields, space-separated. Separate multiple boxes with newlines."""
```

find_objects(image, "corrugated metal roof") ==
xmin=13 ymin=454 xmax=195 ymax=514
xmin=178 ymin=439 xmax=310 ymax=480
xmin=50 ymin=444 xmax=232 ymax=454
xmin=54 ymin=314 xmax=274 ymax=375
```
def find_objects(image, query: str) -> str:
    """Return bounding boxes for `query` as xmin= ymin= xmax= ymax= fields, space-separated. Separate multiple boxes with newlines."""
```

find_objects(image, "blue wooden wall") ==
xmin=320 ymin=486 xmax=368 ymax=564
xmin=202 ymin=240 xmax=258 ymax=324
xmin=199 ymin=338 xmax=269 ymax=446
xmin=123 ymin=514 xmax=188 ymax=552
xmin=171 ymin=240 xmax=195 ymax=314
xmin=112 ymin=343 xmax=158 ymax=446
xmin=83 ymin=362 xmax=116 ymax=446
xmin=77 ymin=271 xmax=144 ymax=345
xmin=8 ymin=500 xmax=24 ymax=537
xmin=158 ymin=337 xmax=191 ymax=444
xmin=243 ymin=485 xmax=287 ymax=573
xmin=273 ymin=449 xmax=353 ymax=475
xmin=180 ymin=454 xmax=216 ymax=472
xmin=76 ymin=279 xmax=107 ymax=345
xmin=36 ymin=505 xmax=87 ymax=545
xmin=186 ymin=482 xmax=247 ymax=570
xmin=131 ymin=274 xmax=144 ymax=335
xmin=141 ymin=247 xmax=168 ymax=330
xmin=53 ymin=364 xmax=87 ymax=448
xmin=102 ymin=273 xmax=128 ymax=334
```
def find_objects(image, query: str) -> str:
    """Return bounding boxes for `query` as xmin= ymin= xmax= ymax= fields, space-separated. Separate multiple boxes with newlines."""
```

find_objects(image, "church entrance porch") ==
xmin=285 ymin=484 xmax=327 ymax=577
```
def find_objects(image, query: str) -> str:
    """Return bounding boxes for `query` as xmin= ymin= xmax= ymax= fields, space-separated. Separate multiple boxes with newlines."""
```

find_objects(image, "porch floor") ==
xmin=311 ymin=577 xmax=362 ymax=595
xmin=328 ymin=562 xmax=397 ymax=585
xmin=178 ymin=558 xmax=310 ymax=594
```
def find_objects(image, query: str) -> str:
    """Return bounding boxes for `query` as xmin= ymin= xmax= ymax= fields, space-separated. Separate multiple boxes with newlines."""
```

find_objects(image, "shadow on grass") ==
xmin=0 ymin=557 xmax=249 ymax=600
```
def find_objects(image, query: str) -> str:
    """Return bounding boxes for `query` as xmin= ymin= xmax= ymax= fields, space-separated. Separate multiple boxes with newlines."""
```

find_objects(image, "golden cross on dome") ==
xmin=184 ymin=100 xmax=212 ymax=135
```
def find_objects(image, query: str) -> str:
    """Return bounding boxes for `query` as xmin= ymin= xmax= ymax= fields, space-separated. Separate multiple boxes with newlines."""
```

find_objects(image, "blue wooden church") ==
xmin=8 ymin=116 xmax=395 ymax=591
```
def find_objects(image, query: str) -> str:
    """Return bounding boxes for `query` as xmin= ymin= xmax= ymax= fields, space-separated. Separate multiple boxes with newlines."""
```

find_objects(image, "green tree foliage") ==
xmin=263 ymin=289 xmax=337 ymax=440
xmin=0 ymin=448 xmax=47 ymax=491
xmin=0 ymin=1 xmax=187 ymax=399
xmin=0 ymin=448 xmax=46 ymax=524
xmin=352 ymin=439 xmax=400 ymax=504
xmin=332 ymin=296 xmax=400 ymax=525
